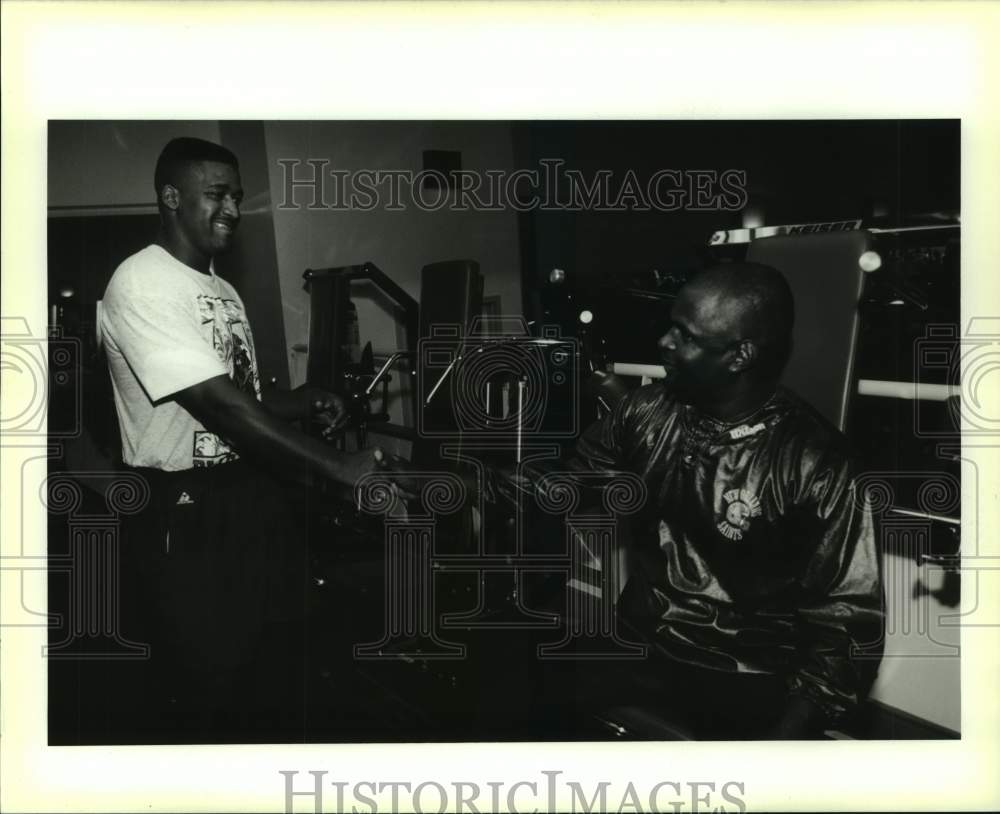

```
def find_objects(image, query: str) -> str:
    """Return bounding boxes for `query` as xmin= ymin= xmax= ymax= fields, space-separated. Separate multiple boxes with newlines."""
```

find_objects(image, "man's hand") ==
xmin=329 ymin=446 xmax=420 ymax=508
xmin=350 ymin=446 xmax=420 ymax=499
xmin=372 ymin=448 xmax=421 ymax=499
xmin=306 ymin=387 xmax=349 ymax=439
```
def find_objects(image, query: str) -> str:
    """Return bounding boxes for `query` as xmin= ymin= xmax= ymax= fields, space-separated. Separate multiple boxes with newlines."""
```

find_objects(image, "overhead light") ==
xmin=741 ymin=206 xmax=765 ymax=229
xmin=579 ymin=310 xmax=594 ymax=324
xmin=549 ymin=267 xmax=566 ymax=285
xmin=888 ymin=299 xmax=905 ymax=306
xmin=859 ymin=251 xmax=882 ymax=272
xmin=59 ymin=286 xmax=75 ymax=298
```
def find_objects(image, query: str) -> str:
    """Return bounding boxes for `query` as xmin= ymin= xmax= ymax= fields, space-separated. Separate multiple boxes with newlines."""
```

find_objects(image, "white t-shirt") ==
xmin=100 ymin=244 xmax=262 ymax=471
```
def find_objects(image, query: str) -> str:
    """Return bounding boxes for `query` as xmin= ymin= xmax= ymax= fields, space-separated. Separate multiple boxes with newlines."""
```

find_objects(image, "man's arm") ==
xmin=773 ymin=463 xmax=885 ymax=738
xmin=568 ymin=388 xmax=633 ymax=472
xmin=174 ymin=374 xmax=372 ymax=487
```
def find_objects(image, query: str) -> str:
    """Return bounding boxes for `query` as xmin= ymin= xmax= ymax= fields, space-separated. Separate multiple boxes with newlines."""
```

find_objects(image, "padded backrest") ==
xmin=747 ymin=230 xmax=871 ymax=431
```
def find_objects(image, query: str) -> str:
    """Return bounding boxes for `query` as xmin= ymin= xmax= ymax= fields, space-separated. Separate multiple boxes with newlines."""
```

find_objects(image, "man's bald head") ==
xmin=684 ymin=262 xmax=794 ymax=380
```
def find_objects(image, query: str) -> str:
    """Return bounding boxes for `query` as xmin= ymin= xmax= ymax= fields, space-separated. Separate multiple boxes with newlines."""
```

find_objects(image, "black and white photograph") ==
xmin=3 ymin=4 xmax=999 ymax=813
xmin=43 ymin=118 xmax=962 ymax=751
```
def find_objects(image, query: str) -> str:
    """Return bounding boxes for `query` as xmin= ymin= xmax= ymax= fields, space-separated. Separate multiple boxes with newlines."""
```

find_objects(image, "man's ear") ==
xmin=728 ymin=339 xmax=758 ymax=373
xmin=159 ymin=184 xmax=180 ymax=211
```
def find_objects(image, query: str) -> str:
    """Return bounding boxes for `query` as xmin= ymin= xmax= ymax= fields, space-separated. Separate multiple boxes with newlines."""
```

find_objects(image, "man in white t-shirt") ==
xmin=102 ymin=242 xmax=264 ymax=469
xmin=100 ymin=137 xmax=387 ymax=739
xmin=102 ymin=137 xmax=371 ymax=479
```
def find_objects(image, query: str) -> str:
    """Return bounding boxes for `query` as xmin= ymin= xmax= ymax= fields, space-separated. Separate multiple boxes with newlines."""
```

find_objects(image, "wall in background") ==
xmin=263 ymin=121 xmax=523 ymax=423
xmin=48 ymin=120 xmax=222 ymax=209
xmin=216 ymin=121 xmax=290 ymax=388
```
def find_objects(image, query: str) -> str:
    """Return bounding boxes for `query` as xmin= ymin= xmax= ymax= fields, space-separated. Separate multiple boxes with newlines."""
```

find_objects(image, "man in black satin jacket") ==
xmin=573 ymin=262 xmax=884 ymax=739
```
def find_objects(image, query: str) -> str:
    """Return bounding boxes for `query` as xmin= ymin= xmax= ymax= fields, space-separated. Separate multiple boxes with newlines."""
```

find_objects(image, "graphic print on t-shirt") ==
xmin=192 ymin=294 xmax=262 ymax=467
xmin=232 ymin=332 xmax=256 ymax=395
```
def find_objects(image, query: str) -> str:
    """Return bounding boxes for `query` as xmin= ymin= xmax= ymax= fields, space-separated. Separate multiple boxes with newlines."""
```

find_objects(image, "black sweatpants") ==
xmin=117 ymin=459 xmax=309 ymax=740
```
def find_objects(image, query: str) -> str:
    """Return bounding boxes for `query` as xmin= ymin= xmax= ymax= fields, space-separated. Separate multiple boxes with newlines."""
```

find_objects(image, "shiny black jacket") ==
xmin=573 ymin=382 xmax=885 ymax=724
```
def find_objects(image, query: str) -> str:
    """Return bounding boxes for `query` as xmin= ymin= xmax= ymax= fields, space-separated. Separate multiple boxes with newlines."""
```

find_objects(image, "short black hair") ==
xmin=153 ymin=137 xmax=239 ymax=199
xmin=691 ymin=262 xmax=795 ymax=379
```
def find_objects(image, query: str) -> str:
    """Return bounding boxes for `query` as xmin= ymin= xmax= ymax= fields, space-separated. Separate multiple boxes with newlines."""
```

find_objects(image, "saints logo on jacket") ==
xmin=718 ymin=488 xmax=762 ymax=541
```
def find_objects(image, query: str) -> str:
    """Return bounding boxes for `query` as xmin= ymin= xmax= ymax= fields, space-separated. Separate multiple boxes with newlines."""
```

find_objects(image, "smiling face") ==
xmin=163 ymin=160 xmax=243 ymax=263
xmin=658 ymin=279 xmax=746 ymax=403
